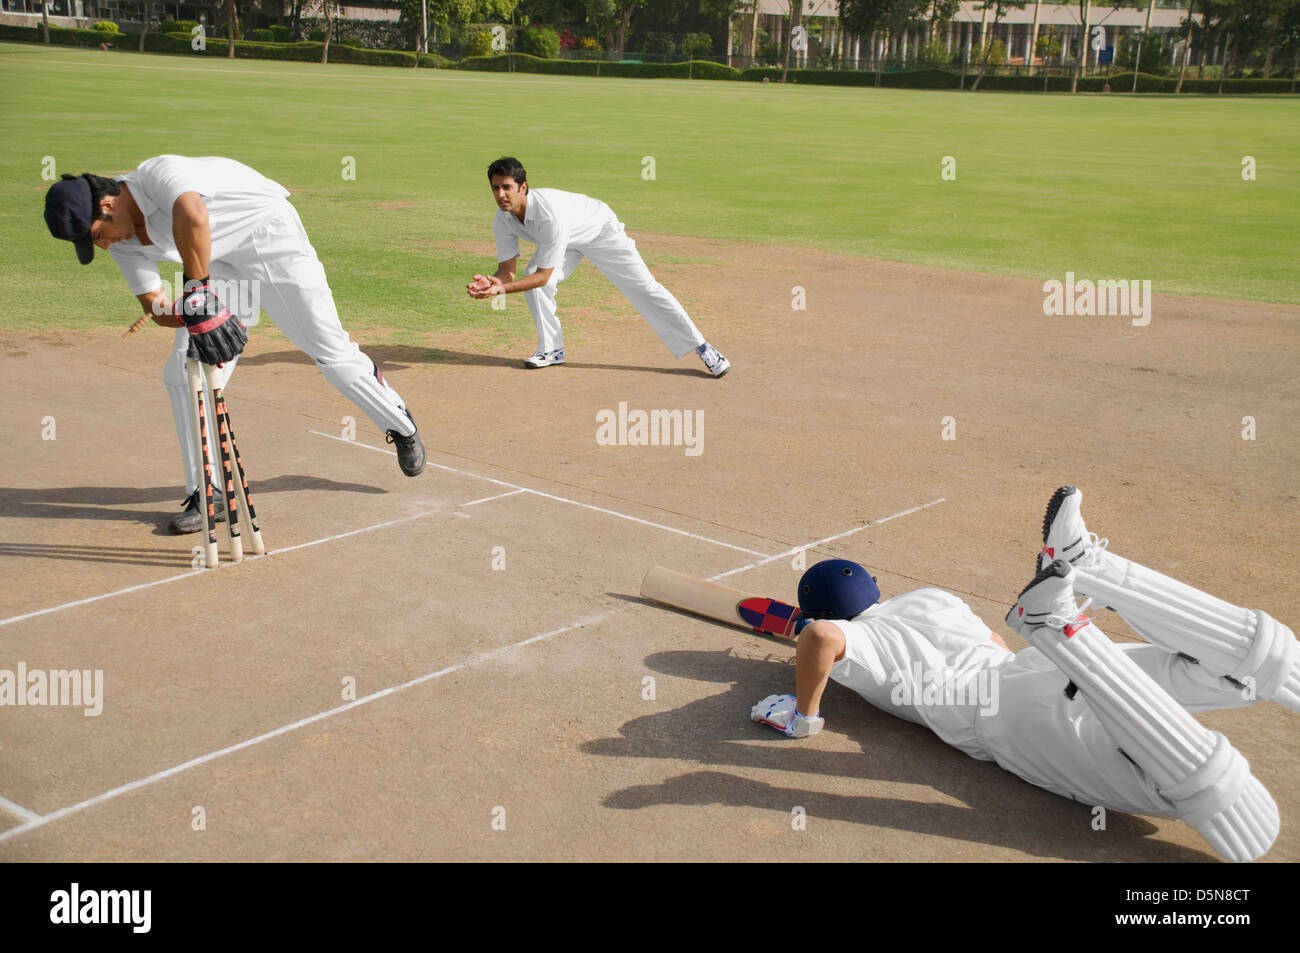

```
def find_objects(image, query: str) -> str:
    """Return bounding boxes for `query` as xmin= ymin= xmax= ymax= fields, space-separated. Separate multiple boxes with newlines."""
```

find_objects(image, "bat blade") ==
xmin=639 ymin=566 xmax=805 ymax=641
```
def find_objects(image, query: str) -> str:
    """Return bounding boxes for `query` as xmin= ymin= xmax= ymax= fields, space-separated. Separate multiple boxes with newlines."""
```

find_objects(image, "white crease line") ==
xmin=0 ymin=569 xmax=202 ymax=629
xmin=460 ymin=489 xmax=527 ymax=507
xmin=710 ymin=498 xmax=947 ymax=581
xmin=0 ymin=496 xmax=948 ymax=843
xmin=0 ymin=612 xmax=614 ymax=845
xmin=268 ymin=507 xmax=452 ymax=556
xmin=309 ymin=430 xmax=771 ymax=558
xmin=0 ymin=506 xmax=456 ymax=629
xmin=0 ymin=795 xmax=42 ymax=824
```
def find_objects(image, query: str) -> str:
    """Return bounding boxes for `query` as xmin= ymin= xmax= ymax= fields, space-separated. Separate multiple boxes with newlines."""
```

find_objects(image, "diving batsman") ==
xmin=687 ymin=487 xmax=1296 ymax=861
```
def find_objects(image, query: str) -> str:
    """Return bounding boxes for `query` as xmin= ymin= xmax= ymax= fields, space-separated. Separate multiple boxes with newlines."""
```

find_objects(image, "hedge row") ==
xmin=455 ymin=53 xmax=739 ymax=80
xmin=2 ymin=29 xmax=1291 ymax=91
xmin=738 ymin=65 xmax=1296 ymax=93
xmin=0 ymin=25 xmax=448 ymax=67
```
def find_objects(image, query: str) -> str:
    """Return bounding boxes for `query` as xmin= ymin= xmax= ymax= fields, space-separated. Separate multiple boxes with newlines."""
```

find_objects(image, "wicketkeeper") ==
xmin=44 ymin=156 xmax=427 ymax=533
xmin=751 ymin=487 xmax=1297 ymax=862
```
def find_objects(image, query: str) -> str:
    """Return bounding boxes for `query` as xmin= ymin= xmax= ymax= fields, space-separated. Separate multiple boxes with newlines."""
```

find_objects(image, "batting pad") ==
xmin=1076 ymin=558 xmax=1300 ymax=712
xmin=1024 ymin=619 xmax=1279 ymax=862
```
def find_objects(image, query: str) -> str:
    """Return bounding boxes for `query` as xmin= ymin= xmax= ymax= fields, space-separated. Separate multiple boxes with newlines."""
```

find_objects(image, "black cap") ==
xmin=44 ymin=173 xmax=97 ymax=265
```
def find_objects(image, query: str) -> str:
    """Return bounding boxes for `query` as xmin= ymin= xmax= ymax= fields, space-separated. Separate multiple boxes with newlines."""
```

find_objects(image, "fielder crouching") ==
xmin=752 ymin=486 xmax=1297 ymax=862
xmin=44 ymin=156 xmax=427 ymax=534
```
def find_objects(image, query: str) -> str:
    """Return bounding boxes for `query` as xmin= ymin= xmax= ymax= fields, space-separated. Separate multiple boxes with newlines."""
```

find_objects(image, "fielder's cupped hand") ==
xmin=175 ymin=278 xmax=246 ymax=364
xmin=466 ymin=274 xmax=503 ymax=299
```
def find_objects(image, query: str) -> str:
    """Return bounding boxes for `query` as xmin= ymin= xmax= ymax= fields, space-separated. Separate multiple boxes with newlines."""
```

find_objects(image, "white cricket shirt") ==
xmin=830 ymin=588 xmax=1013 ymax=759
xmin=109 ymin=155 xmax=291 ymax=294
xmin=492 ymin=188 xmax=616 ymax=271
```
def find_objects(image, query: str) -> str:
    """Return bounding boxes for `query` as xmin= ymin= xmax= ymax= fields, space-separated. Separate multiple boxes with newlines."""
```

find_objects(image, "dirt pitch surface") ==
xmin=1 ymin=234 xmax=1297 ymax=863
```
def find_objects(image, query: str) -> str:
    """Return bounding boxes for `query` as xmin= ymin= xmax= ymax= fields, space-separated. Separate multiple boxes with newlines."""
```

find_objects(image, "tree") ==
xmin=839 ymin=0 xmax=927 ymax=79
xmin=139 ymin=0 xmax=151 ymax=51
xmin=1175 ymin=0 xmax=1196 ymax=91
xmin=969 ymin=0 xmax=1027 ymax=89
xmin=781 ymin=0 xmax=804 ymax=81
xmin=399 ymin=0 xmax=520 ymax=50
xmin=41 ymin=0 xmax=49 ymax=45
xmin=225 ymin=0 xmax=241 ymax=58
xmin=1070 ymin=0 xmax=1091 ymax=93
xmin=583 ymin=0 xmax=617 ymax=58
xmin=321 ymin=0 xmax=334 ymax=63
xmin=614 ymin=0 xmax=646 ymax=52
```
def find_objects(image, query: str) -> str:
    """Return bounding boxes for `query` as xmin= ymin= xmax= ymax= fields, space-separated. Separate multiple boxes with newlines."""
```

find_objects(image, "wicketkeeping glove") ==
xmin=175 ymin=277 xmax=246 ymax=365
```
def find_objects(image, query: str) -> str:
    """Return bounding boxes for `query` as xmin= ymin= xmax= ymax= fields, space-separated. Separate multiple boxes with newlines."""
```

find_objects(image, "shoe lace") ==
xmin=1075 ymin=532 xmax=1109 ymax=571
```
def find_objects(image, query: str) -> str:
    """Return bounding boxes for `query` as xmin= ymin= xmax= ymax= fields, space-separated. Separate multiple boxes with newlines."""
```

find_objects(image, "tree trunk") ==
xmin=971 ymin=12 xmax=1004 ymax=90
xmin=419 ymin=0 xmax=427 ymax=56
xmin=1029 ymin=0 xmax=1041 ymax=75
xmin=1217 ymin=34 xmax=1231 ymax=93
xmin=321 ymin=1 xmax=334 ymax=64
xmin=747 ymin=0 xmax=760 ymax=60
xmin=1071 ymin=0 xmax=1091 ymax=93
xmin=1262 ymin=17 xmax=1278 ymax=78
xmin=138 ymin=0 xmax=150 ymax=51
xmin=616 ymin=1 xmax=633 ymax=53
xmin=225 ymin=0 xmax=239 ymax=58
xmin=291 ymin=0 xmax=302 ymax=41
xmin=1174 ymin=1 xmax=1192 ymax=94
xmin=1133 ymin=0 xmax=1154 ymax=93
xmin=41 ymin=1 xmax=49 ymax=44
xmin=781 ymin=0 xmax=803 ymax=82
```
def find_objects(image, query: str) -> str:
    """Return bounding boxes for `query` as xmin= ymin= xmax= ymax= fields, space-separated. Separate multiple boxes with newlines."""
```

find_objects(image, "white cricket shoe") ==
xmin=751 ymin=693 xmax=824 ymax=738
xmin=697 ymin=342 xmax=730 ymax=378
xmin=1006 ymin=559 xmax=1092 ymax=638
xmin=1039 ymin=485 xmax=1108 ymax=572
xmin=524 ymin=347 xmax=564 ymax=369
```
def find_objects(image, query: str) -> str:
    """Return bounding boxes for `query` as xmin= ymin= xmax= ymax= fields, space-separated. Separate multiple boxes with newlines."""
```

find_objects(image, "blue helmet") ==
xmin=797 ymin=559 xmax=880 ymax=620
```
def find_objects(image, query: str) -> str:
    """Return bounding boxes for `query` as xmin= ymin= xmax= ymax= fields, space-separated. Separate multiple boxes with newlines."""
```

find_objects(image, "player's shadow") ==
xmin=239 ymin=347 xmax=707 ymax=378
xmin=0 ymin=476 xmax=386 ymax=554
xmin=580 ymin=648 xmax=1217 ymax=863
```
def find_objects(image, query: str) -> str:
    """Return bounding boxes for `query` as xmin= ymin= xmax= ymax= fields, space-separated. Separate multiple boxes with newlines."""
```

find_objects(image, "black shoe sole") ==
xmin=1015 ymin=558 xmax=1071 ymax=602
xmin=1041 ymin=485 xmax=1078 ymax=544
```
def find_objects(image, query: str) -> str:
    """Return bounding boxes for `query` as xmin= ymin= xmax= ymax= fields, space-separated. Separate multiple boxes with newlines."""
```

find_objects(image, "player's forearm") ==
xmin=137 ymin=289 xmax=182 ymax=327
xmin=500 ymin=271 xmax=551 ymax=294
xmin=172 ymin=192 xmax=211 ymax=280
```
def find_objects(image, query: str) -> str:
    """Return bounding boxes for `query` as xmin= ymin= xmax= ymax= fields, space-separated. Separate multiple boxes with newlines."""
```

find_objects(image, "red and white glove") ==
xmin=175 ymin=278 xmax=246 ymax=365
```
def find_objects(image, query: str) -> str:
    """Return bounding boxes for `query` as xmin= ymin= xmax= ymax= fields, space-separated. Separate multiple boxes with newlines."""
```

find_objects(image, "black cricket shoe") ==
xmin=386 ymin=414 xmax=426 ymax=477
xmin=169 ymin=489 xmax=227 ymax=534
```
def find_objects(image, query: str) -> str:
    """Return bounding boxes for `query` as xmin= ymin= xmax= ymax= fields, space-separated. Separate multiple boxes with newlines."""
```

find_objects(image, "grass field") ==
xmin=2 ymin=39 xmax=1297 ymax=339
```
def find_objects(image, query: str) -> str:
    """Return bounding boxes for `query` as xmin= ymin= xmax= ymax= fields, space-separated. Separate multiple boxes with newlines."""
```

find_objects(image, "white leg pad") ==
xmin=1077 ymin=557 xmax=1300 ymax=711
xmin=1024 ymin=618 xmax=1279 ymax=862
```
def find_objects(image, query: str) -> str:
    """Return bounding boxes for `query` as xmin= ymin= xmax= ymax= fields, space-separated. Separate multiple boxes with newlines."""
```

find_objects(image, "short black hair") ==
xmin=487 ymin=157 xmax=526 ymax=185
xmin=82 ymin=173 xmax=120 ymax=221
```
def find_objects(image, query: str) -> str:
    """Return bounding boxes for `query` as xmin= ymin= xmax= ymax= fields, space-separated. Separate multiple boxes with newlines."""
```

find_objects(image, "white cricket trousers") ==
xmin=163 ymin=201 xmax=413 ymax=494
xmin=523 ymin=217 xmax=706 ymax=359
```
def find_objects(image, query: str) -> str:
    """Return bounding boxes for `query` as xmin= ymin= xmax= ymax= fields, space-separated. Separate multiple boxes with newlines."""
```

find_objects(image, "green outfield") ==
xmin=2 ymin=40 xmax=1296 ymax=337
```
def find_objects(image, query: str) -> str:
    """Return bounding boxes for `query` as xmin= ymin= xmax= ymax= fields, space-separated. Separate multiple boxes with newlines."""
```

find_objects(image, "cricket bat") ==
xmin=639 ymin=565 xmax=808 ymax=640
